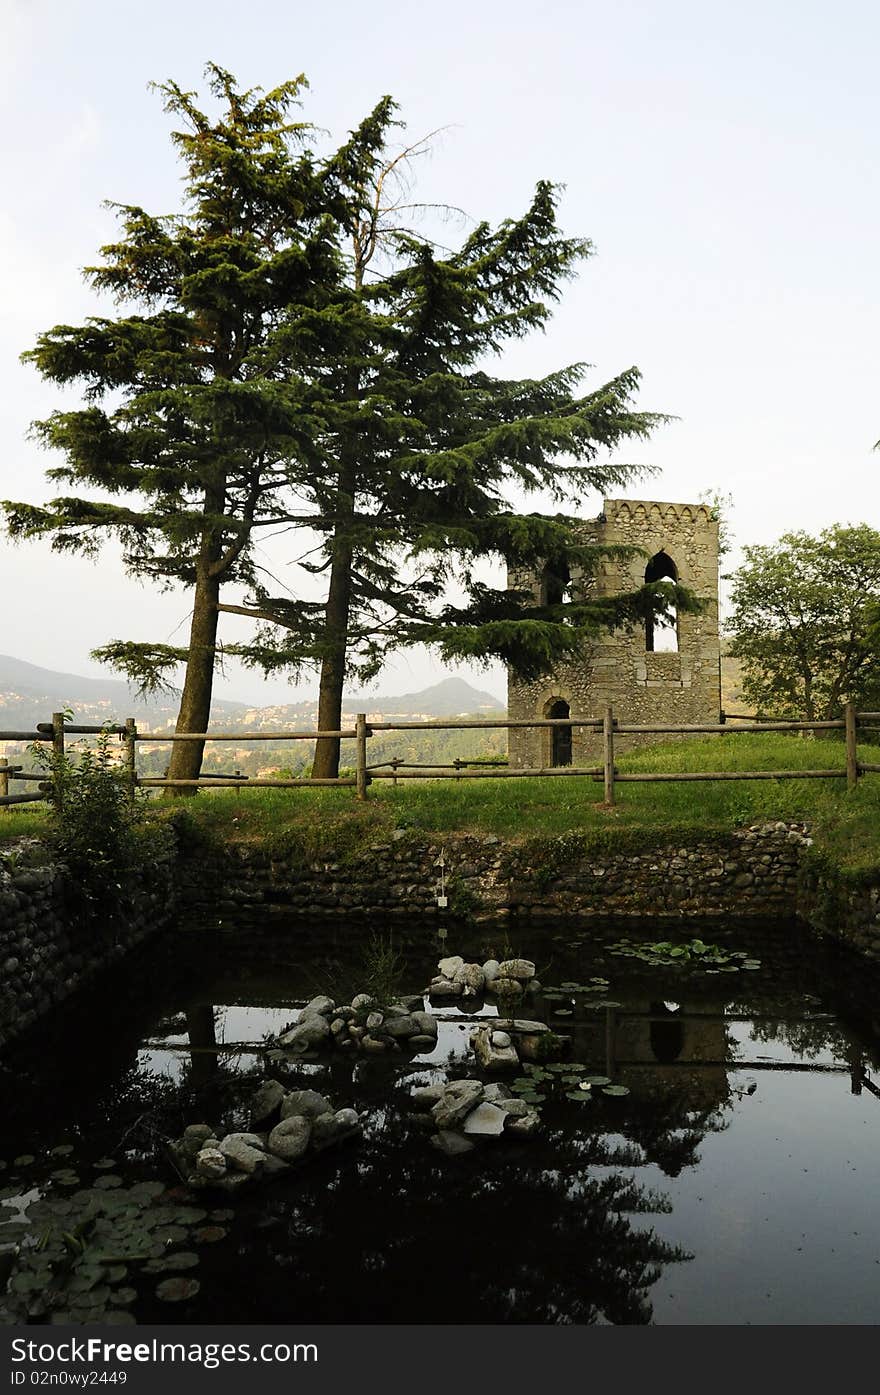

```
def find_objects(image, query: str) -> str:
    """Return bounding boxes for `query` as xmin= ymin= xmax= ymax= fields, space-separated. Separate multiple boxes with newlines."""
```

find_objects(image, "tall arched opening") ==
xmin=645 ymin=550 xmax=679 ymax=653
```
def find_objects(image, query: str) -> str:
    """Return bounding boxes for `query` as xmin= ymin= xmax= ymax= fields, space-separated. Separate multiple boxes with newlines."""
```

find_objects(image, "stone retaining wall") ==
xmin=0 ymin=848 xmax=176 ymax=1052
xmin=178 ymin=822 xmax=810 ymax=931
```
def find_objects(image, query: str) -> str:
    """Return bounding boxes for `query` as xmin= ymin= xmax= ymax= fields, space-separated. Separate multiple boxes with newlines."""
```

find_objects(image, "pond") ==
xmin=2 ymin=919 xmax=880 ymax=1326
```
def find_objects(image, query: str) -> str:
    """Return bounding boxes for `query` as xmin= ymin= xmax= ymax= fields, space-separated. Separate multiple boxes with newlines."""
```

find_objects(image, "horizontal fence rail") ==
xmin=1 ymin=702 xmax=878 ymax=810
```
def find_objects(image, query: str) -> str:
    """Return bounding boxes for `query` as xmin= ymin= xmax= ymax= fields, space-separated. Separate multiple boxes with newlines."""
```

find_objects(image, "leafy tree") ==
xmin=726 ymin=524 xmax=880 ymax=719
xmin=5 ymin=67 xmax=686 ymax=785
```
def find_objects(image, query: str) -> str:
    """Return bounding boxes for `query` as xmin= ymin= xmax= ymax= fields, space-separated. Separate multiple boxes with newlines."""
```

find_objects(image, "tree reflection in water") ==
xmin=206 ymin=1093 xmax=694 ymax=1325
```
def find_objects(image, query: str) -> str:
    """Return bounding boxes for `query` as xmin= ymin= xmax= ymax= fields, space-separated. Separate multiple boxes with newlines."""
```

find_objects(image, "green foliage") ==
xmin=726 ymin=523 xmax=880 ymax=719
xmin=607 ymin=938 xmax=760 ymax=970
xmin=173 ymin=730 xmax=880 ymax=873
xmin=31 ymin=729 xmax=168 ymax=916
xmin=3 ymin=63 xmax=682 ymax=785
xmin=358 ymin=933 xmax=406 ymax=1010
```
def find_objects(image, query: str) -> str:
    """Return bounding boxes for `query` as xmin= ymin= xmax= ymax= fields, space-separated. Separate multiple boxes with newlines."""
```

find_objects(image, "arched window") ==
xmin=645 ymin=550 xmax=678 ymax=653
xmin=547 ymin=698 xmax=573 ymax=767
xmin=540 ymin=559 xmax=571 ymax=607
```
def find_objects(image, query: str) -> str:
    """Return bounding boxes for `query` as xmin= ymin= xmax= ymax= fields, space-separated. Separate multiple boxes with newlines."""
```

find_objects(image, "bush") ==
xmin=32 ymin=727 xmax=169 ymax=917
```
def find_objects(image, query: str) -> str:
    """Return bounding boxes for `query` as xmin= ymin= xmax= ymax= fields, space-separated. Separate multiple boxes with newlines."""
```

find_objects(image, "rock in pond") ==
xmin=280 ymin=1089 xmax=334 ymax=1122
xmin=195 ymin=1148 xmax=227 ymax=1180
xmin=497 ymin=959 xmax=536 ymax=982
xmin=250 ymin=1080 xmax=286 ymax=1126
xmin=431 ymin=1080 xmax=484 ymax=1130
xmin=311 ymin=1109 xmax=362 ymax=1152
xmin=219 ymin=1135 xmax=266 ymax=1174
xmin=462 ymin=1103 xmax=507 ymax=1136
xmin=267 ymin=1116 xmax=311 ymax=1163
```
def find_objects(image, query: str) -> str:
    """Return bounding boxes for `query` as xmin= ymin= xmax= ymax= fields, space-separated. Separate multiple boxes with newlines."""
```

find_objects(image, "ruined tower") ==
xmin=507 ymin=498 xmax=721 ymax=767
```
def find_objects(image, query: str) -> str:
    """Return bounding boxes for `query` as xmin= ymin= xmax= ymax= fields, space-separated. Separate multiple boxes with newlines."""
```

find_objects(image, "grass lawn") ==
xmin=4 ymin=732 xmax=879 ymax=870
xmin=132 ymin=732 xmax=880 ymax=873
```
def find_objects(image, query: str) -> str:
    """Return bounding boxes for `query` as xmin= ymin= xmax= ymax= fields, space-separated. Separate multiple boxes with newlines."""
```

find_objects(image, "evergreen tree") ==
xmin=218 ymin=98 xmax=686 ymax=777
xmin=6 ymin=69 xmax=686 ymax=783
xmin=3 ymin=66 xmax=346 ymax=788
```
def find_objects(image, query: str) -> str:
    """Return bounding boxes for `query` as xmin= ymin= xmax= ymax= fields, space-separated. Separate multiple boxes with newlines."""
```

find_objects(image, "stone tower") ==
xmin=507 ymin=498 xmax=721 ymax=767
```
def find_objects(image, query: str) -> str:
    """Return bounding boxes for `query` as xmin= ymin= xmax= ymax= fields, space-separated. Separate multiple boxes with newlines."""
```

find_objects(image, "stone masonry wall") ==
xmin=0 ymin=846 xmax=177 ymax=1053
xmin=508 ymin=498 xmax=721 ymax=767
xmin=178 ymin=822 xmax=808 ymax=932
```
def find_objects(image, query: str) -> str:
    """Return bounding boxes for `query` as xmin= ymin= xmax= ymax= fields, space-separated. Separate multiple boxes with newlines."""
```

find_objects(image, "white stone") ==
xmin=462 ymin=1103 xmax=507 ymax=1136
xmin=437 ymin=955 xmax=464 ymax=978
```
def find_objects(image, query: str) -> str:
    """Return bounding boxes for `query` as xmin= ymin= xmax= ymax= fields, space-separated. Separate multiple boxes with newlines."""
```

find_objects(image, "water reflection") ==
xmin=2 ymin=923 xmax=880 ymax=1324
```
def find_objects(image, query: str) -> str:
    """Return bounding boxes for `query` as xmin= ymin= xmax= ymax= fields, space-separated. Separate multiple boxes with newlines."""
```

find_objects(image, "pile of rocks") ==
xmin=428 ymin=955 xmax=540 ymax=1003
xmin=410 ymin=1078 xmax=540 ymax=1155
xmin=170 ymin=1084 xmax=361 ymax=1190
xmin=271 ymin=993 xmax=439 ymax=1058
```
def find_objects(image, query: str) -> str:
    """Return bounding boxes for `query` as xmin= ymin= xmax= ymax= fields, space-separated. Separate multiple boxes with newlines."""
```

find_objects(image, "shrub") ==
xmin=31 ymin=727 xmax=169 ymax=918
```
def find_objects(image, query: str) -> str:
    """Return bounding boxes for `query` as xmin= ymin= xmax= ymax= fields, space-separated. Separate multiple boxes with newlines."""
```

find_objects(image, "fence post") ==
xmin=356 ymin=713 xmax=369 ymax=801
xmin=124 ymin=718 xmax=137 ymax=804
xmin=603 ymin=704 xmax=615 ymax=806
xmin=0 ymin=757 xmax=8 ymax=813
xmin=51 ymin=712 xmax=66 ymax=809
xmin=845 ymin=701 xmax=858 ymax=792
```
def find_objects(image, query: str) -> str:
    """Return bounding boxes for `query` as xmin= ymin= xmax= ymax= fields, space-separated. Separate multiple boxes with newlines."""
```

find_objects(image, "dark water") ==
xmin=2 ymin=919 xmax=880 ymax=1326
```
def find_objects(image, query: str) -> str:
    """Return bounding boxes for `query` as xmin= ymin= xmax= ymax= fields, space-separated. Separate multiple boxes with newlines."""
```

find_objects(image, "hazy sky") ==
xmin=2 ymin=0 xmax=878 ymax=704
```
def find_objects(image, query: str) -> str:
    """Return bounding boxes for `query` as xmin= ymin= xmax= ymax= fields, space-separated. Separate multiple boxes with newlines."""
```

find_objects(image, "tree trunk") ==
xmin=166 ymin=563 xmax=222 ymax=794
xmin=312 ymin=538 xmax=353 ymax=779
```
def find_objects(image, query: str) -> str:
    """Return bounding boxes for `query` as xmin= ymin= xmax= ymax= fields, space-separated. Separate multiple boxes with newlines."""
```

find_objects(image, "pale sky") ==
xmin=1 ymin=0 xmax=878 ymax=704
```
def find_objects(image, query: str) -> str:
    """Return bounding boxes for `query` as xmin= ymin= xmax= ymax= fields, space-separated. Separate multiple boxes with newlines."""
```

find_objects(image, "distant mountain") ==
xmin=0 ymin=653 xmax=247 ymax=728
xmin=0 ymin=655 xmax=505 ymax=733
xmin=345 ymin=675 xmax=504 ymax=716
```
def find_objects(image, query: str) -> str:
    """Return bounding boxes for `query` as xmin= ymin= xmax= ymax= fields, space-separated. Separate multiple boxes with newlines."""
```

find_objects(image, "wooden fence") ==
xmin=1 ymin=703 xmax=879 ymax=810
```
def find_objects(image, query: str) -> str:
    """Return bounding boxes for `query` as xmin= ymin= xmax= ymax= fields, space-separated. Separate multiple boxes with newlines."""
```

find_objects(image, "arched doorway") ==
xmin=645 ymin=550 xmax=679 ymax=653
xmin=547 ymin=698 xmax=572 ymax=767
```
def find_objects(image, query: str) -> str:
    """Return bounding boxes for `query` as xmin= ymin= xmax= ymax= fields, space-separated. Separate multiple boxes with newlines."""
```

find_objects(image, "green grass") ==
xmin=0 ymin=806 xmax=50 ymax=844
xmin=5 ymin=733 xmax=879 ymax=872
xmin=144 ymin=733 xmax=880 ymax=873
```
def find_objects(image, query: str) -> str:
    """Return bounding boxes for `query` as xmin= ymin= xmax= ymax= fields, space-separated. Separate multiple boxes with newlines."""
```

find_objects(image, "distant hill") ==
xmin=0 ymin=655 xmax=505 ymax=735
xmin=346 ymin=675 xmax=504 ymax=716
xmin=0 ymin=653 xmax=247 ymax=728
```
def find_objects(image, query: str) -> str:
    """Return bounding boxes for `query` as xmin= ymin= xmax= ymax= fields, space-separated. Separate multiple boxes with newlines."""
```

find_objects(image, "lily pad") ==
xmin=12 ymin=1155 xmax=35 ymax=1168
xmin=157 ymin=1251 xmax=200 ymax=1272
xmin=92 ymin=1159 xmax=117 ymax=1171
xmin=566 ymin=1091 xmax=593 ymax=1102
xmin=94 ymin=1176 xmax=123 ymax=1191
xmin=156 ymin=1277 xmax=200 ymax=1303
xmin=583 ymin=1076 xmax=611 ymax=1087
xmin=210 ymin=1209 xmax=235 ymax=1223
xmin=602 ymin=1085 xmax=630 ymax=1097
xmin=50 ymin=1170 xmax=80 ymax=1186
xmin=169 ymin=1207 xmax=208 ymax=1226
xmin=193 ymin=1226 xmax=227 ymax=1244
xmin=49 ymin=1144 xmax=75 ymax=1158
